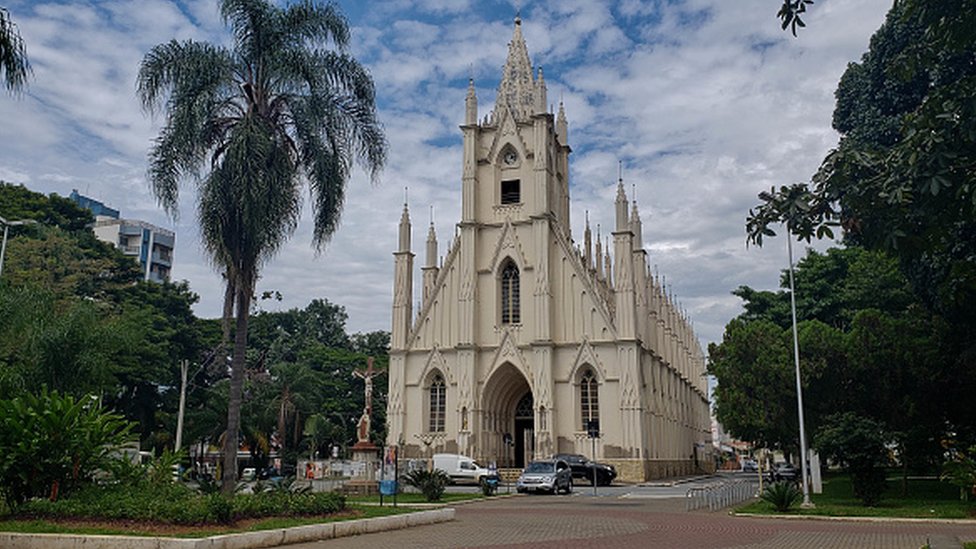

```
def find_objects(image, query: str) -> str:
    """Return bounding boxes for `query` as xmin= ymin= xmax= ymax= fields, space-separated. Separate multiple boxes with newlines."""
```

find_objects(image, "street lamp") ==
xmin=0 ymin=216 xmax=37 ymax=281
xmin=786 ymin=234 xmax=814 ymax=508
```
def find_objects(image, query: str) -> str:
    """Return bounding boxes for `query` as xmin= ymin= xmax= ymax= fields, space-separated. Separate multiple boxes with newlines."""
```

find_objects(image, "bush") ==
xmin=942 ymin=445 xmax=976 ymax=502
xmin=760 ymin=481 xmax=802 ymax=512
xmin=404 ymin=469 xmax=449 ymax=502
xmin=17 ymin=481 xmax=345 ymax=525
xmin=0 ymin=389 xmax=134 ymax=506
xmin=815 ymin=413 xmax=890 ymax=506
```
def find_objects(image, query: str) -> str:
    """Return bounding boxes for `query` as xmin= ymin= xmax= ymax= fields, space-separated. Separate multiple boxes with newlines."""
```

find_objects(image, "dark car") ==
xmin=516 ymin=459 xmax=573 ymax=494
xmin=552 ymin=453 xmax=617 ymax=486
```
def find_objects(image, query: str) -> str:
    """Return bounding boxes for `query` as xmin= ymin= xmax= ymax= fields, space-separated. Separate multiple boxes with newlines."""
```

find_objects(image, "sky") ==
xmin=0 ymin=0 xmax=892 ymax=350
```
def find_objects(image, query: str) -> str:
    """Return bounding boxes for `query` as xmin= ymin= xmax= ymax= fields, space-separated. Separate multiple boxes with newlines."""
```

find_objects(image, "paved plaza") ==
xmin=294 ymin=477 xmax=976 ymax=549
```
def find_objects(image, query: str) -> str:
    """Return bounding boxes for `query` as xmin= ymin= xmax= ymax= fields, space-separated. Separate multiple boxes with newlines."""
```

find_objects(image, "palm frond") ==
xmin=281 ymin=0 xmax=349 ymax=49
xmin=0 ymin=7 xmax=31 ymax=92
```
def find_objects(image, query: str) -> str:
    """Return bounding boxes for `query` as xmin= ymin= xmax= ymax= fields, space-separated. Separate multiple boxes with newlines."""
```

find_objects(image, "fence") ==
xmin=686 ymin=478 xmax=759 ymax=511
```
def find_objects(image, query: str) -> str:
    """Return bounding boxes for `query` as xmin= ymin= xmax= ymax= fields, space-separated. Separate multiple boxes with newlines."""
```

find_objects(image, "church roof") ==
xmin=496 ymin=16 xmax=535 ymax=121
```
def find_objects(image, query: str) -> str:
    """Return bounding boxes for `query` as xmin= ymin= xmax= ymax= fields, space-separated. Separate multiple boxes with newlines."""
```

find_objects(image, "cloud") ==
xmin=0 ymin=0 xmax=891 ymax=351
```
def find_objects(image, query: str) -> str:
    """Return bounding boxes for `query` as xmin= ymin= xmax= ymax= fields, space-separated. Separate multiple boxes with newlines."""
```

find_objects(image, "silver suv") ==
xmin=516 ymin=459 xmax=573 ymax=494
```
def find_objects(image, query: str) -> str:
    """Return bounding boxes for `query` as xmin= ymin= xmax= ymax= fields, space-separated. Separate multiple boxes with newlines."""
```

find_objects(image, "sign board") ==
xmin=586 ymin=419 xmax=600 ymax=439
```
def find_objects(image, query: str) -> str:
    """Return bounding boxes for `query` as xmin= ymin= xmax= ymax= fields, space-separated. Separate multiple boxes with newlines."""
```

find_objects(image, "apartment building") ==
xmin=70 ymin=190 xmax=175 ymax=283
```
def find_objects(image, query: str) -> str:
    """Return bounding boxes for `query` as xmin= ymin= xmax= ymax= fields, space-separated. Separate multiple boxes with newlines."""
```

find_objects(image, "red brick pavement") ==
xmin=293 ymin=495 xmax=976 ymax=549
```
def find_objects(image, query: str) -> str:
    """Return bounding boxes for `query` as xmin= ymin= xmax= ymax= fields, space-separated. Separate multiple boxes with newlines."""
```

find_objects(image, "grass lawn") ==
xmin=736 ymin=474 xmax=976 ymax=520
xmin=0 ymin=504 xmax=416 ymax=538
xmin=346 ymin=492 xmax=486 ymax=505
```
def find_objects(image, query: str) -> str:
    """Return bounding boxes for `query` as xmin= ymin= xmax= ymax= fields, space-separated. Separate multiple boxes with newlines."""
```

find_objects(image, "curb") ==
xmin=733 ymin=512 xmax=976 ymax=525
xmin=640 ymin=475 xmax=716 ymax=488
xmin=353 ymin=492 xmax=522 ymax=508
xmin=0 ymin=508 xmax=455 ymax=549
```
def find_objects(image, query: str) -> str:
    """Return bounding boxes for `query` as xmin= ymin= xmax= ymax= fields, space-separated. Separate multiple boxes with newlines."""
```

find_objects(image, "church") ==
xmin=385 ymin=17 xmax=712 ymax=481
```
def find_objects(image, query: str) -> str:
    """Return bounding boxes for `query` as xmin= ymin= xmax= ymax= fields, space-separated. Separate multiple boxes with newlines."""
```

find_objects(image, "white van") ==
xmin=432 ymin=453 xmax=493 ymax=485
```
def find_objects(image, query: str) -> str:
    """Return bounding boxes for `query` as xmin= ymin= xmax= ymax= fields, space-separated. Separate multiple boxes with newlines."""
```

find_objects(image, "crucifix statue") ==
xmin=352 ymin=357 xmax=379 ymax=445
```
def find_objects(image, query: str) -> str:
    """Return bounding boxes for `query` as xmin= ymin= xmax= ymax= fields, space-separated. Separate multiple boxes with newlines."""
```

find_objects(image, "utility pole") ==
xmin=175 ymin=359 xmax=188 ymax=451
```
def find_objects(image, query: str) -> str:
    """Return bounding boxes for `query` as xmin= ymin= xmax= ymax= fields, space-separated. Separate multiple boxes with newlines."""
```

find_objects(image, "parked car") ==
xmin=771 ymin=462 xmax=798 ymax=482
xmin=516 ymin=459 xmax=573 ymax=494
xmin=741 ymin=458 xmax=758 ymax=473
xmin=552 ymin=453 xmax=617 ymax=486
xmin=432 ymin=453 xmax=496 ymax=485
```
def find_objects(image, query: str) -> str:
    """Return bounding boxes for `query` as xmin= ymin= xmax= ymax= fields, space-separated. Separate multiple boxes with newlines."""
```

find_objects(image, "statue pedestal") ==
xmin=344 ymin=441 xmax=380 ymax=496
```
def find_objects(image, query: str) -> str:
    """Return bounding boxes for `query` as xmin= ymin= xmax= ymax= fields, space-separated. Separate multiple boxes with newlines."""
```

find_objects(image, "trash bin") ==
xmin=379 ymin=479 xmax=397 ymax=496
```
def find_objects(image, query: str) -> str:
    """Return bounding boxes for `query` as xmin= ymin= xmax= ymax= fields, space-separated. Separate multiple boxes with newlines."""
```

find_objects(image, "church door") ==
xmin=514 ymin=392 xmax=534 ymax=467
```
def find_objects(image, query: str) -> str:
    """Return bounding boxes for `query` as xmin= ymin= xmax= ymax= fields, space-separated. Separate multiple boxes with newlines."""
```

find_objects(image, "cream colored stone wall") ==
xmin=386 ymin=17 xmax=711 ymax=482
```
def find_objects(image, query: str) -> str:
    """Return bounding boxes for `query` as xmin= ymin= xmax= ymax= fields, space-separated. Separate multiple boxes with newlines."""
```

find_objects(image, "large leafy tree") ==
xmin=746 ymin=0 xmax=976 ymax=462
xmin=0 ymin=6 xmax=30 ymax=92
xmin=137 ymin=0 xmax=386 ymax=493
xmin=748 ymin=1 xmax=976 ymax=326
xmin=244 ymin=299 xmax=388 ymax=460
xmin=712 ymin=246 xmax=964 ymax=471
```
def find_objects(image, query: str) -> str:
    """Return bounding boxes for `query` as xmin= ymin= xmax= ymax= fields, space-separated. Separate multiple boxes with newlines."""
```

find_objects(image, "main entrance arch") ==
xmin=481 ymin=362 xmax=533 ymax=467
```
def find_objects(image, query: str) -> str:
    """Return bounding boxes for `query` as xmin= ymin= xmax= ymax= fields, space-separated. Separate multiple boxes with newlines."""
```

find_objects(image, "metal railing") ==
xmin=686 ymin=478 xmax=758 ymax=511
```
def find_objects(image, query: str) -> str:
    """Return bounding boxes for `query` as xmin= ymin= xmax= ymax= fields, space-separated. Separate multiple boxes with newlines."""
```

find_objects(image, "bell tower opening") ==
xmin=501 ymin=179 xmax=521 ymax=204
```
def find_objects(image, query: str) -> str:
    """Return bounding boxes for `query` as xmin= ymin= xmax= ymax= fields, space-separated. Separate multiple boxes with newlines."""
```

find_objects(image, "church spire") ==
xmin=535 ymin=67 xmax=547 ymax=115
xmin=583 ymin=212 xmax=592 ymax=269
xmin=497 ymin=14 xmax=535 ymax=120
xmin=556 ymin=100 xmax=568 ymax=145
xmin=425 ymin=217 xmax=438 ymax=268
xmin=631 ymin=198 xmax=643 ymax=250
xmin=465 ymin=78 xmax=478 ymax=126
xmin=615 ymin=177 xmax=629 ymax=232
xmin=595 ymin=224 xmax=603 ymax=278
xmin=398 ymin=200 xmax=411 ymax=253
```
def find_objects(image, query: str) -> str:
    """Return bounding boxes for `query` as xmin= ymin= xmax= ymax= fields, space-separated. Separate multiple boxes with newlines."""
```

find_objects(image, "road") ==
xmin=287 ymin=474 xmax=976 ymax=548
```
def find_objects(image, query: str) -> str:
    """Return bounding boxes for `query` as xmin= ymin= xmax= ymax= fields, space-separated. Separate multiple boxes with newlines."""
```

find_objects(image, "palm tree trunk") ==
xmin=221 ymin=284 xmax=251 ymax=495
xmin=278 ymin=390 xmax=288 ymax=453
xmin=221 ymin=275 xmax=235 ymax=348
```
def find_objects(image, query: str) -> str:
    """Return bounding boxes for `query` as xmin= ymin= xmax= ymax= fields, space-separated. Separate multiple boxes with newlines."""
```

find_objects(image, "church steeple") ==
xmin=615 ymin=178 xmax=629 ymax=233
xmin=422 ymin=215 xmax=439 ymax=307
xmin=584 ymin=212 xmax=592 ymax=269
xmin=631 ymin=199 xmax=643 ymax=250
xmin=465 ymin=78 xmax=477 ymax=126
xmin=392 ymin=200 xmax=414 ymax=351
xmin=398 ymin=201 xmax=411 ymax=253
xmin=497 ymin=14 xmax=535 ymax=120
xmin=556 ymin=101 xmax=568 ymax=145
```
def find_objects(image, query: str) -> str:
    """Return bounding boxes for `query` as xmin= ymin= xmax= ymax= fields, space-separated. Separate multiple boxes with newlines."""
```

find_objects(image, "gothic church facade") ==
xmin=386 ymin=18 xmax=712 ymax=481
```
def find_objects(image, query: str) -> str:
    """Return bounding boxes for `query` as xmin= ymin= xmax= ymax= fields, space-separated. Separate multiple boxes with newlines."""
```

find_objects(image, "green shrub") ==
xmin=207 ymin=494 xmax=234 ymax=524
xmin=0 ymin=389 xmax=134 ymax=506
xmin=17 ymin=481 xmax=345 ymax=525
xmin=942 ymin=445 xmax=976 ymax=502
xmin=404 ymin=469 xmax=449 ymax=502
xmin=815 ymin=413 xmax=890 ymax=506
xmin=760 ymin=481 xmax=802 ymax=512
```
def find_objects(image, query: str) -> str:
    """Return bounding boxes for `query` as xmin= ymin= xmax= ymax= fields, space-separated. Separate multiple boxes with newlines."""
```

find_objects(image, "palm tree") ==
xmin=137 ymin=0 xmax=386 ymax=494
xmin=268 ymin=361 xmax=320 ymax=452
xmin=1 ymin=6 xmax=31 ymax=92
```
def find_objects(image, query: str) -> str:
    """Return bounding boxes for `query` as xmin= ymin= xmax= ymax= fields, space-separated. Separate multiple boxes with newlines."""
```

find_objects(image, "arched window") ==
xmin=428 ymin=374 xmax=446 ymax=432
xmin=501 ymin=262 xmax=520 ymax=324
xmin=580 ymin=368 xmax=599 ymax=431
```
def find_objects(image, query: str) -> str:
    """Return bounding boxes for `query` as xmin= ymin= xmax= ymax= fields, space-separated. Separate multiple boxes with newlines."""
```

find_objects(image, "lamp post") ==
xmin=787 ymin=234 xmax=813 ymax=508
xmin=0 ymin=216 xmax=36 ymax=281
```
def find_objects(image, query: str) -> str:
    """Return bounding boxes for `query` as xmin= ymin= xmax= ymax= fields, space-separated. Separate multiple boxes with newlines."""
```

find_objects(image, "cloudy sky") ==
xmin=0 ymin=0 xmax=891 ymax=349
